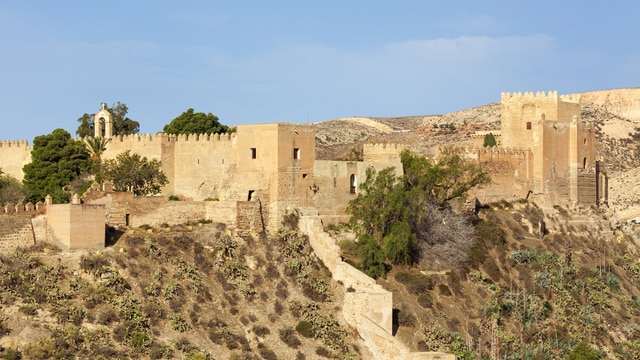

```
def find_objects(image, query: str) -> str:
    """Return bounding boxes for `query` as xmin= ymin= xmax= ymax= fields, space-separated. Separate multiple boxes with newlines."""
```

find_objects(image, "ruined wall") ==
xmin=236 ymin=201 xmax=264 ymax=236
xmin=88 ymin=192 xmax=237 ymax=228
xmin=466 ymin=147 xmax=533 ymax=203
xmin=363 ymin=143 xmax=406 ymax=162
xmin=0 ymin=140 xmax=32 ymax=181
xmin=47 ymin=204 xmax=105 ymax=250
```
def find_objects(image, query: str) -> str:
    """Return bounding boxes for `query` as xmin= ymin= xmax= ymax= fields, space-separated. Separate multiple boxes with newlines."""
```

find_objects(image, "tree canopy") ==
xmin=23 ymin=129 xmax=91 ymax=203
xmin=0 ymin=169 xmax=28 ymax=206
xmin=163 ymin=108 xmax=233 ymax=135
xmin=102 ymin=150 xmax=168 ymax=196
xmin=346 ymin=148 xmax=490 ymax=277
xmin=76 ymin=102 xmax=140 ymax=138
xmin=483 ymin=132 xmax=497 ymax=147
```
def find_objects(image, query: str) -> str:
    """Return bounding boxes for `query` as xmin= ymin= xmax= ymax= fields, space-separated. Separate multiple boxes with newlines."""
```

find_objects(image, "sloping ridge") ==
xmin=580 ymin=88 xmax=640 ymax=122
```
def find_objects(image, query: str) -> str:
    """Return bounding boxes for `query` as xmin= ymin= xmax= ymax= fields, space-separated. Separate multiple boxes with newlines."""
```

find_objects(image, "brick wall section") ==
xmin=236 ymin=201 xmax=264 ymax=236
xmin=0 ymin=215 xmax=35 ymax=250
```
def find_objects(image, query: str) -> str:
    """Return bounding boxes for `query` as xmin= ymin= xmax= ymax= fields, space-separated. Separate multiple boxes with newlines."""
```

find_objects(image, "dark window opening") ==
xmin=248 ymin=190 xmax=255 ymax=201
xmin=125 ymin=214 xmax=130 ymax=227
xmin=250 ymin=148 xmax=257 ymax=159
xmin=583 ymin=157 xmax=587 ymax=170
xmin=302 ymin=173 xmax=308 ymax=179
xmin=350 ymin=174 xmax=357 ymax=194
xmin=526 ymin=122 xmax=532 ymax=130
xmin=294 ymin=148 xmax=301 ymax=159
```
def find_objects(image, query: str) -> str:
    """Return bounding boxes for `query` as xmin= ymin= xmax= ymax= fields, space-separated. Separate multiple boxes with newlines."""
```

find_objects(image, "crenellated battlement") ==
xmin=2 ymin=202 xmax=46 ymax=214
xmin=362 ymin=143 xmax=407 ymax=151
xmin=167 ymin=132 xmax=236 ymax=142
xmin=0 ymin=139 xmax=30 ymax=148
xmin=500 ymin=91 xmax=580 ymax=105
xmin=501 ymin=90 xmax=558 ymax=100
xmin=466 ymin=146 xmax=531 ymax=156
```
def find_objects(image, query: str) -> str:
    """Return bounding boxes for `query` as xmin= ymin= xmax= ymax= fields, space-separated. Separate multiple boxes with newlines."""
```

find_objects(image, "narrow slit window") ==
xmin=250 ymin=148 xmax=257 ymax=159
xmin=294 ymin=148 xmax=301 ymax=159
xmin=350 ymin=174 xmax=357 ymax=194
xmin=526 ymin=122 xmax=532 ymax=130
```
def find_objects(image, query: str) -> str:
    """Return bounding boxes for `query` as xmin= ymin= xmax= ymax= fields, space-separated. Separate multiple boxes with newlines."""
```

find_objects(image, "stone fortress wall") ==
xmin=0 ymin=140 xmax=32 ymax=182
xmin=471 ymin=91 xmax=604 ymax=207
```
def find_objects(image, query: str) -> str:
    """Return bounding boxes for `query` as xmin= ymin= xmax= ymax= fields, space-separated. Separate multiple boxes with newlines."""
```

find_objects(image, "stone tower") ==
xmin=94 ymin=103 xmax=113 ymax=138
xmin=499 ymin=91 xmax=596 ymax=204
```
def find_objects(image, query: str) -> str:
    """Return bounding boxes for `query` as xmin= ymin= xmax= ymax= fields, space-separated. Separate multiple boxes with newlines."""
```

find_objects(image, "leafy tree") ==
xmin=356 ymin=235 xmax=386 ymax=278
xmin=401 ymin=147 xmax=490 ymax=206
xmin=483 ymin=132 xmax=497 ymax=147
xmin=102 ymin=150 xmax=168 ymax=196
xmin=76 ymin=102 xmax=140 ymax=137
xmin=383 ymin=221 xmax=415 ymax=265
xmin=346 ymin=148 xmax=490 ymax=276
xmin=23 ymin=129 xmax=91 ymax=203
xmin=163 ymin=108 xmax=233 ymax=135
xmin=347 ymin=167 xmax=402 ymax=239
xmin=0 ymin=169 xmax=28 ymax=205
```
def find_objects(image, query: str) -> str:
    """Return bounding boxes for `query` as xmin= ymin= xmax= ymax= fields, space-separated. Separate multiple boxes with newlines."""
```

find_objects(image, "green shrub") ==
xmin=564 ymin=342 xmax=604 ymax=360
xmin=296 ymin=320 xmax=314 ymax=338
xmin=356 ymin=235 xmax=386 ymax=279
xmin=383 ymin=221 xmax=415 ymax=265
xmin=170 ymin=314 xmax=191 ymax=332
xmin=168 ymin=195 xmax=180 ymax=201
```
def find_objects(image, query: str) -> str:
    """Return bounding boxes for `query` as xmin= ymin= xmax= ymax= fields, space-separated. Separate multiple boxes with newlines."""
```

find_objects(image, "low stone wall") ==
xmin=88 ymin=193 xmax=237 ymax=229
xmin=0 ymin=215 xmax=35 ymax=251
xmin=298 ymin=210 xmax=454 ymax=360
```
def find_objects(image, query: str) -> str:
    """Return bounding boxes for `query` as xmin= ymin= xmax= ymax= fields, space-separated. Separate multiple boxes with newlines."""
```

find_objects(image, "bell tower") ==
xmin=94 ymin=102 xmax=113 ymax=138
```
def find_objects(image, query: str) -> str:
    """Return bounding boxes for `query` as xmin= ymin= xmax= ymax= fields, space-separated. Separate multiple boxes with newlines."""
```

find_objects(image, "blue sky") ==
xmin=1 ymin=1 xmax=638 ymax=142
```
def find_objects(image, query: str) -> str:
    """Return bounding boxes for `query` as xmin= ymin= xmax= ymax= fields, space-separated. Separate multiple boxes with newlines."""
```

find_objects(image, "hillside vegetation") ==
xmin=0 ymin=222 xmax=364 ymax=359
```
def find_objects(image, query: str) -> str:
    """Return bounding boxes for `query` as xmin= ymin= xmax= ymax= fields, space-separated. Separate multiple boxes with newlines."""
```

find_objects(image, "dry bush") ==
xmin=438 ymin=284 xmax=452 ymax=296
xmin=417 ymin=293 xmax=433 ymax=308
xmin=416 ymin=206 xmax=475 ymax=270
xmin=280 ymin=328 xmax=302 ymax=348
xmin=394 ymin=271 xmax=434 ymax=294
xmin=253 ymin=325 xmax=270 ymax=337
xmin=258 ymin=343 xmax=278 ymax=360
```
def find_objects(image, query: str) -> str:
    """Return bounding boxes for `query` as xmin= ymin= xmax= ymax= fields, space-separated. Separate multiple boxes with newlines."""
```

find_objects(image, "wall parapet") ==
xmin=500 ymin=91 xmax=580 ymax=104
xmin=0 ymin=140 xmax=30 ymax=148
xmin=2 ymin=202 xmax=46 ymax=214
